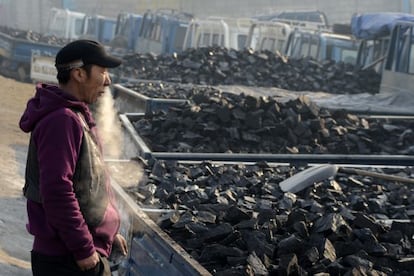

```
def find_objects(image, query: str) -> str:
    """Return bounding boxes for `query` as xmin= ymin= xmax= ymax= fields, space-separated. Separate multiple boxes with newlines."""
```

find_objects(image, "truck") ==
xmin=109 ymin=12 xmax=143 ymax=56
xmin=79 ymin=14 xmax=117 ymax=45
xmin=0 ymin=28 xmax=62 ymax=82
xmin=135 ymin=9 xmax=194 ymax=54
xmin=46 ymin=8 xmax=117 ymax=44
xmin=46 ymin=8 xmax=86 ymax=40
xmin=106 ymin=160 xmax=211 ymax=276
xmin=249 ymin=10 xmax=360 ymax=63
xmin=380 ymin=19 xmax=414 ymax=95
xmin=284 ymin=28 xmax=360 ymax=64
xmin=29 ymin=11 xmax=120 ymax=84
xmin=0 ymin=7 xmax=107 ymax=83
xmin=245 ymin=20 xmax=293 ymax=54
xmin=351 ymin=12 xmax=414 ymax=74
xmin=183 ymin=17 xmax=252 ymax=51
xmin=109 ymin=81 xmax=414 ymax=275
xmin=284 ymin=17 xmax=414 ymax=116
xmin=28 ymin=11 xmax=140 ymax=84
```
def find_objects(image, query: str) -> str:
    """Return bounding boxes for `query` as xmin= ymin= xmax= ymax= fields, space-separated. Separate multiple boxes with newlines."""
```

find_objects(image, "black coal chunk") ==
xmin=129 ymin=87 xmax=414 ymax=155
xmin=127 ymin=160 xmax=414 ymax=275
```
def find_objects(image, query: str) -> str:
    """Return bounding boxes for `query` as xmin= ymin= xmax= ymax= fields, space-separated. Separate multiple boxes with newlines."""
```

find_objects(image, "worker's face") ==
xmin=79 ymin=65 xmax=111 ymax=104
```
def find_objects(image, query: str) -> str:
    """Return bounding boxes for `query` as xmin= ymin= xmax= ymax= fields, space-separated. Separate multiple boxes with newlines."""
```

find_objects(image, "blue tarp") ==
xmin=351 ymin=12 xmax=414 ymax=40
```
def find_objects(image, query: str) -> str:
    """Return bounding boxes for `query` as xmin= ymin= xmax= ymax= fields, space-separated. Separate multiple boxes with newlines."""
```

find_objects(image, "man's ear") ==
xmin=71 ymin=68 xmax=85 ymax=82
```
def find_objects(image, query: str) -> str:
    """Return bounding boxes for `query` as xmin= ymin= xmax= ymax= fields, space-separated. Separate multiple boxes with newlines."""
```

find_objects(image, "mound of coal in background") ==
xmin=117 ymin=46 xmax=381 ymax=95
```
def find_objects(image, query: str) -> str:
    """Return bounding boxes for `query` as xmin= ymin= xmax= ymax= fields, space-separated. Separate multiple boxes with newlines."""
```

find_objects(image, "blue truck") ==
xmin=0 ymin=29 xmax=62 ymax=82
xmin=110 ymin=12 xmax=143 ymax=56
xmin=380 ymin=18 xmax=414 ymax=95
xmin=284 ymin=29 xmax=360 ymax=64
xmin=135 ymin=9 xmax=194 ymax=55
xmin=80 ymin=14 xmax=117 ymax=45
xmin=28 ymin=10 xmax=117 ymax=84
xmin=351 ymin=12 xmax=414 ymax=74
xmin=0 ymin=8 xmax=114 ymax=83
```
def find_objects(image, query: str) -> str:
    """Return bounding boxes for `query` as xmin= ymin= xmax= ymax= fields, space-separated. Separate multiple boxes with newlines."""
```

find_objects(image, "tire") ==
xmin=17 ymin=65 xmax=28 ymax=83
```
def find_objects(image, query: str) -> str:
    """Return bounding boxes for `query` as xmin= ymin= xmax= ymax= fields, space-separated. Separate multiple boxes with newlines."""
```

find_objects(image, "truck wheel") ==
xmin=17 ymin=66 xmax=28 ymax=82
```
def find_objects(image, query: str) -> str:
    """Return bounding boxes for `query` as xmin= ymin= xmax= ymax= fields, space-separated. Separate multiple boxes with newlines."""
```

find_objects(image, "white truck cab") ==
xmin=245 ymin=20 xmax=292 ymax=54
xmin=184 ymin=18 xmax=230 ymax=49
xmin=183 ymin=17 xmax=252 ymax=51
xmin=46 ymin=8 xmax=86 ymax=40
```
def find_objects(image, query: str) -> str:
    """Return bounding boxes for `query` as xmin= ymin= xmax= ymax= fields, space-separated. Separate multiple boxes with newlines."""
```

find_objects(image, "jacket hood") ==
xmin=19 ymin=83 xmax=94 ymax=133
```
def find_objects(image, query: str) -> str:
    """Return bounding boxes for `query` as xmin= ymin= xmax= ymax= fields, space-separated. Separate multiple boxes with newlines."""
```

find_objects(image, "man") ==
xmin=19 ymin=40 xmax=127 ymax=275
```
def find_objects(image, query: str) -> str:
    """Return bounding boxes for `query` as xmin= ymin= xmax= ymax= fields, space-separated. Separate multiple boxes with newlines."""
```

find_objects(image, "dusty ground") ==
xmin=0 ymin=75 xmax=34 ymax=275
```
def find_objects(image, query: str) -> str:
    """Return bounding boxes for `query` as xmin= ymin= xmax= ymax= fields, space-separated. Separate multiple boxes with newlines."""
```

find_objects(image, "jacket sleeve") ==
xmin=35 ymin=110 xmax=95 ymax=260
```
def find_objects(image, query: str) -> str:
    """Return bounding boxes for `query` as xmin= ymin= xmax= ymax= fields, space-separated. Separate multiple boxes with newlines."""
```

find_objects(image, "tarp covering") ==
xmin=351 ymin=12 xmax=414 ymax=40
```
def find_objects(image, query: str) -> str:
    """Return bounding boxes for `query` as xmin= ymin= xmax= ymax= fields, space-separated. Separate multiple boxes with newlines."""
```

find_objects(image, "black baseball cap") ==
xmin=55 ymin=39 xmax=122 ymax=71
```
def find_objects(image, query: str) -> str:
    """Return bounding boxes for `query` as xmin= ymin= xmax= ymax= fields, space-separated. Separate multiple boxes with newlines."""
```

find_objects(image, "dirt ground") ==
xmin=0 ymin=75 xmax=35 ymax=275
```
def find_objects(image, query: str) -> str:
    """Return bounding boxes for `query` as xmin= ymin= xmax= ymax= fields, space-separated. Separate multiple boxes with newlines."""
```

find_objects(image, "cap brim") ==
xmin=95 ymin=55 xmax=123 ymax=68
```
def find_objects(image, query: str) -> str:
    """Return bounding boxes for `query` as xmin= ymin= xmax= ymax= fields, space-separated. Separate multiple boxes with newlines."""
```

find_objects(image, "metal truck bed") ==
xmin=112 ymin=80 xmax=414 ymax=117
xmin=112 ymin=82 xmax=189 ymax=114
xmin=119 ymin=112 xmax=414 ymax=167
xmin=108 ymin=158 xmax=414 ymax=275
xmin=110 ymin=170 xmax=211 ymax=275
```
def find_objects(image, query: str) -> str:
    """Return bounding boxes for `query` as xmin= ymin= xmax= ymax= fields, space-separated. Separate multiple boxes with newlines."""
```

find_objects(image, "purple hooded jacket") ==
xmin=19 ymin=83 xmax=120 ymax=260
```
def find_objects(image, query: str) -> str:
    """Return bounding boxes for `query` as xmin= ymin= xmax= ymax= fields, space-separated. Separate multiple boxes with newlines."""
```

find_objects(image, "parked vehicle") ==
xmin=99 ymin=159 xmax=212 ymax=276
xmin=46 ymin=8 xmax=117 ymax=44
xmin=380 ymin=20 xmax=414 ymax=94
xmin=79 ymin=14 xmax=117 ymax=45
xmin=135 ymin=9 xmax=194 ymax=54
xmin=245 ymin=20 xmax=292 ymax=54
xmin=46 ymin=8 xmax=86 ymax=40
xmin=29 ymin=11 xmax=135 ymax=84
xmin=183 ymin=17 xmax=252 ymax=51
xmin=110 ymin=12 xmax=143 ymax=55
xmin=285 ymin=29 xmax=360 ymax=64
xmin=0 ymin=8 xmax=91 ymax=83
xmin=0 ymin=30 xmax=61 ymax=82
xmin=352 ymin=12 xmax=414 ymax=73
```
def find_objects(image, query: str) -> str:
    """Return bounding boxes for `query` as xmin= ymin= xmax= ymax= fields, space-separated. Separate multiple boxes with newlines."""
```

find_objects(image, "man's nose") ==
xmin=104 ymin=73 xmax=112 ymax=86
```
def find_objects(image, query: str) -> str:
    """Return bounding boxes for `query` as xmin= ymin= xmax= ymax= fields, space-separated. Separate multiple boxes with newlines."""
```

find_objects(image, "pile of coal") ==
xmin=118 ymin=46 xmax=381 ymax=94
xmin=119 ymin=80 xmax=220 ymax=99
xmin=131 ymin=92 xmax=414 ymax=155
xmin=125 ymin=160 xmax=414 ymax=275
xmin=0 ymin=26 xmax=70 ymax=45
